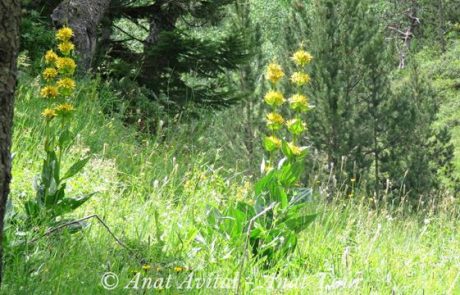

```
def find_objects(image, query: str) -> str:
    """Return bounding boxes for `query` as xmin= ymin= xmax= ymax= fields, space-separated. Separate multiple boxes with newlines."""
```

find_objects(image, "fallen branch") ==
xmin=28 ymin=214 xmax=132 ymax=254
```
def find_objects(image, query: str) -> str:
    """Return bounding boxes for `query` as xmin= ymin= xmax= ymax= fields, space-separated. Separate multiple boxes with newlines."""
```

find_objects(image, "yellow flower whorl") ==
xmin=266 ymin=112 xmax=285 ymax=130
xmin=266 ymin=63 xmax=285 ymax=84
xmin=289 ymin=94 xmax=309 ymax=112
xmin=291 ymin=50 xmax=313 ymax=66
xmin=40 ymin=86 xmax=59 ymax=98
xmin=264 ymin=90 xmax=285 ymax=107
xmin=56 ymin=26 xmax=74 ymax=42
xmin=42 ymin=68 xmax=58 ymax=81
xmin=42 ymin=108 xmax=57 ymax=120
xmin=44 ymin=50 xmax=58 ymax=64
xmin=290 ymin=72 xmax=311 ymax=86
xmin=58 ymin=41 xmax=75 ymax=55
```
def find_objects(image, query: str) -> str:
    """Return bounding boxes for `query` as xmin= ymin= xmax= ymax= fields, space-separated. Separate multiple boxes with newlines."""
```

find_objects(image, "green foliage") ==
xmin=19 ymin=9 xmax=54 ymax=72
xmin=283 ymin=0 xmax=455 ymax=200
xmin=26 ymin=150 xmax=93 ymax=224
xmin=381 ymin=65 xmax=457 ymax=198
xmin=202 ymin=159 xmax=316 ymax=267
xmin=4 ymin=77 xmax=460 ymax=293
xmin=103 ymin=0 xmax=253 ymax=116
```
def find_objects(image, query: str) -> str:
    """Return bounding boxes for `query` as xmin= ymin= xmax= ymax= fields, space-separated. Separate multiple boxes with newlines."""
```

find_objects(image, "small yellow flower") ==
xmin=266 ymin=112 xmax=285 ymax=130
xmin=266 ymin=63 xmax=285 ymax=84
xmin=291 ymin=49 xmax=313 ymax=66
xmin=40 ymin=86 xmax=59 ymax=98
xmin=287 ymin=142 xmax=303 ymax=156
xmin=55 ymin=103 xmax=75 ymax=117
xmin=289 ymin=94 xmax=309 ymax=112
xmin=57 ymin=77 xmax=76 ymax=91
xmin=58 ymin=41 xmax=75 ymax=55
xmin=263 ymin=135 xmax=282 ymax=152
xmin=56 ymin=57 xmax=77 ymax=74
xmin=174 ymin=266 xmax=185 ymax=273
xmin=290 ymin=72 xmax=311 ymax=86
xmin=142 ymin=264 xmax=152 ymax=271
xmin=42 ymin=68 xmax=58 ymax=81
xmin=41 ymin=108 xmax=57 ymax=120
xmin=44 ymin=50 xmax=58 ymax=64
xmin=56 ymin=26 xmax=73 ymax=41
xmin=264 ymin=90 xmax=285 ymax=107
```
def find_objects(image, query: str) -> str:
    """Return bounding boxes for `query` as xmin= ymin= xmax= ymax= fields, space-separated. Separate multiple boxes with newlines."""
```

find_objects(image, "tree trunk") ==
xmin=0 ymin=0 xmax=20 ymax=285
xmin=51 ymin=0 xmax=111 ymax=71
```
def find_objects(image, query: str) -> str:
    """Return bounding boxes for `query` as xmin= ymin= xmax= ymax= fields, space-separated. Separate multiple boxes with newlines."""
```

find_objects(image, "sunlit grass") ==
xmin=2 ymin=78 xmax=460 ymax=294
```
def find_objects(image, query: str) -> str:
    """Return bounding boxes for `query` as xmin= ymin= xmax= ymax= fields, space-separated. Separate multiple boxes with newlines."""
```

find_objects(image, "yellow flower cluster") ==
xmin=41 ymin=108 xmax=57 ymax=121
xmin=264 ymin=90 xmax=285 ymax=107
xmin=291 ymin=72 xmax=310 ymax=86
xmin=262 ymin=48 xmax=313 ymax=159
xmin=43 ymin=68 xmax=58 ymax=81
xmin=45 ymin=50 xmax=58 ymax=64
xmin=264 ymin=135 xmax=282 ymax=152
xmin=56 ymin=26 xmax=73 ymax=42
xmin=266 ymin=112 xmax=285 ymax=130
xmin=39 ymin=26 xmax=77 ymax=121
xmin=291 ymin=49 xmax=313 ymax=66
xmin=55 ymin=103 xmax=75 ymax=117
xmin=287 ymin=142 xmax=303 ymax=156
xmin=266 ymin=63 xmax=285 ymax=84
xmin=57 ymin=77 xmax=76 ymax=91
xmin=289 ymin=94 xmax=309 ymax=112
xmin=58 ymin=42 xmax=75 ymax=55
xmin=40 ymin=86 xmax=59 ymax=99
xmin=56 ymin=57 xmax=77 ymax=74
xmin=286 ymin=118 xmax=307 ymax=135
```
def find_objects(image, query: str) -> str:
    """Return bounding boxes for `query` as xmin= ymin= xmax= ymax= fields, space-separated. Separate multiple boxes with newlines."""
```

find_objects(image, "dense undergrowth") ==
xmin=2 ymin=73 xmax=459 ymax=294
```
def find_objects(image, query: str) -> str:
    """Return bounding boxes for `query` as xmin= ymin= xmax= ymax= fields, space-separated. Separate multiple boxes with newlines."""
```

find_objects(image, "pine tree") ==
xmin=381 ymin=64 xmax=456 ymax=200
xmin=286 ymin=0 xmax=455 ymax=199
xmin=306 ymin=0 xmax=384 ymax=193
xmin=108 ymin=0 xmax=252 ymax=113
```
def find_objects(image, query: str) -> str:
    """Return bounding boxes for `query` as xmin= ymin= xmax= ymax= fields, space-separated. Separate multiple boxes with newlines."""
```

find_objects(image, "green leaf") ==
xmin=275 ymin=186 xmax=288 ymax=209
xmin=281 ymin=213 xmax=317 ymax=233
xmin=55 ymin=193 xmax=96 ymax=215
xmin=58 ymin=129 xmax=74 ymax=150
xmin=61 ymin=157 xmax=90 ymax=181
xmin=45 ymin=183 xmax=66 ymax=207
xmin=254 ymin=170 xmax=276 ymax=196
xmin=24 ymin=200 xmax=40 ymax=219
xmin=41 ymin=151 xmax=60 ymax=190
xmin=236 ymin=201 xmax=256 ymax=219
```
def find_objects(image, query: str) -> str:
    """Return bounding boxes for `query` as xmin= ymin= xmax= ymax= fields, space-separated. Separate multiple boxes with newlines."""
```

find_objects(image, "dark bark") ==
xmin=0 ymin=0 xmax=20 ymax=285
xmin=51 ymin=0 xmax=111 ymax=71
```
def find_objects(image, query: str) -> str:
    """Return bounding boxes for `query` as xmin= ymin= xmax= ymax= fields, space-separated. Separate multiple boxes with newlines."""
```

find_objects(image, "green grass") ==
xmin=2 ymin=77 xmax=460 ymax=294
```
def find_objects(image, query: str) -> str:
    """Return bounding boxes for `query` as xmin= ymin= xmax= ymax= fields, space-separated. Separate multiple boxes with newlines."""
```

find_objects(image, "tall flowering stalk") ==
xmin=25 ymin=26 xmax=93 ymax=224
xmin=263 ymin=48 xmax=312 ymax=171
xmin=200 ymin=49 xmax=316 ymax=267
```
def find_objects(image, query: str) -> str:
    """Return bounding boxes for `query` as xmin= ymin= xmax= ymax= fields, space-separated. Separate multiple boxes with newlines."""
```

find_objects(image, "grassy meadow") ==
xmin=2 ymin=1 xmax=460 ymax=294
xmin=2 ymin=76 xmax=459 ymax=294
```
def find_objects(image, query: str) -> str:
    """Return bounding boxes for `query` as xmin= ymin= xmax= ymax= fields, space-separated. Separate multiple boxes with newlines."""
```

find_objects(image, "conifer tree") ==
xmin=306 ymin=0 xmax=383 ymax=191
xmin=287 ymin=0 xmax=455 ymax=199
xmin=381 ymin=65 xmax=456 ymax=200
